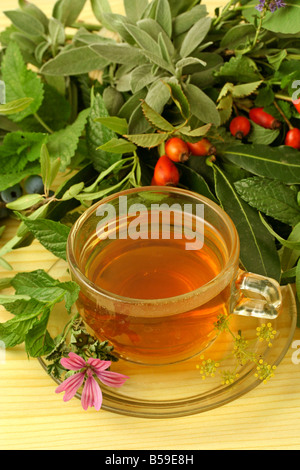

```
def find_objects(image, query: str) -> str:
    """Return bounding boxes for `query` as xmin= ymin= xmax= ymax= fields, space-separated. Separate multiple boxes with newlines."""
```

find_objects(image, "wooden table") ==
xmin=1 ymin=0 xmax=300 ymax=451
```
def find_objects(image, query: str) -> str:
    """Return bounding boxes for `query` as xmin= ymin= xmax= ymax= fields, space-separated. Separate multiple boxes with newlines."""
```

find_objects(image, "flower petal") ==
xmin=87 ymin=357 xmax=111 ymax=373
xmin=61 ymin=352 xmax=87 ymax=371
xmin=55 ymin=372 xmax=85 ymax=402
xmin=81 ymin=374 xmax=103 ymax=411
xmin=97 ymin=370 xmax=129 ymax=388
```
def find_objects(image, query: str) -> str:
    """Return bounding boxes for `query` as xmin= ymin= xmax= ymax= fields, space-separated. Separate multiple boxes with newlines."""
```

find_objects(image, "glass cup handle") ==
xmin=233 ymin=270 xmax=282 ymax=320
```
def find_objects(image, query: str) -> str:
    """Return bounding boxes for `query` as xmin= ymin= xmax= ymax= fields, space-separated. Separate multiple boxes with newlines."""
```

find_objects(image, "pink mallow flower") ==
xmin=55 ymin=352 xmax=129 ymax=411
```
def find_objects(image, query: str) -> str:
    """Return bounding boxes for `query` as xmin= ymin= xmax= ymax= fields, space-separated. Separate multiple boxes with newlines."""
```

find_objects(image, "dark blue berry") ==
xmin=24 ymin=175 xmax=44 ymax=195
xmin=0 ymin=184 xmax=23 ymax=203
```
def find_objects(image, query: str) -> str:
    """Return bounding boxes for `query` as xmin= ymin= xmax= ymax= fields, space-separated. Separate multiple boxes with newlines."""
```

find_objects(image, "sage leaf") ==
xmin=173 ymin=4 xmax=207 ymax=37
xmin=155 ymin=0 xmax=173 ymax=37
xmin=41 ymin=45 xmax=109 ymax=76
xmin=52 ymin=0 xmax=86 ymax=27
xmin=234 ymin=177 xmax=300 ymax=226
xmin=124 ymin=0 xmax=149 ymax=23
xmin=4 ymin=9 xmax=45 ymax=36
xmin=224 ymin=144 xmax=300 ymax=184
xmin=163 ymin=80 xmax=190 ymax=120
xmin=213 ymin=165 xmax=281 ymax=281
xmin=184 ymin=83 xmax=220 ymax=126
xmin=90 ymin=43 xmax=144 ymax=65
xmin=130 ymin=65 xmax=157 ymax=93
xmin=180 ymin=16 xmax=211 ymax=58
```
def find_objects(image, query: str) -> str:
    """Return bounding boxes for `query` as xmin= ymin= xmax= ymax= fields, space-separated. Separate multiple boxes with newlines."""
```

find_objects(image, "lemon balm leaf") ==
xmin=1 ymin=42 xmax=44 ymax=122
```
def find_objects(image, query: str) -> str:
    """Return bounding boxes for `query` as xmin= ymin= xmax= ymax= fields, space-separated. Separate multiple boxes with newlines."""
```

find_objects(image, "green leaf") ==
xmin=0 ymin=98 xmax=34 ymax=115
xmin=259 ymin=215 xmax=300 ymax=251
xmin=178 ymin=164 xmax=218 ymax=203
xmin=90 ymin=0 xmax=112 ymax=26
xmin=179 ymin=16 xmax=211 ymax=58
xmin=232 ymin=81 xmax=263 ymax=99
xmin=163 ymin=80 xmax=190 ymax=120
xmin=124 ymin=0 xmax=149 ymax=22
xmin=248 ymin=122 xmax=279 ymax=145
xmin=94 ymin=116 xmax=128 ymax=135
xmin=61 ymin=182 xmax=85 ymax=201
xmin=220 ymin=23 xmax=256 ymax=48
xmin=141 ymin=100 xmax=175 ymax=132
xmin=17 ymin=215 xmax=70 ymax=260
xmin=1 ymin=42 xmax=44 ymax=121
xmin=25 ymin=308 xmax=54 ymax=357
xmin=52 ymin=0 xmax=87 ymax=26
xmin=173 ymin=4 xmax=207 ymax=37
xmin=98 ymin=138 xmax=137 ymax=154
xmin=215 ymin=55 xmax=261 ymax=83
xmin=123 ymin=22 xmax=161 ymax=55
xmin=47 ymin=108 xmax=90 ymax=170
xmin=4 ymin=9 xmax=45 ymax=36
xmin=40 ymin=143 xmax=60 ymax=192
xmin=224 ymin=144 xmax=300 ymax=184
xmin=234 ymin=177 xmax=300 ymax=226
xmin=155 ymin=0 xmax=172 ymax=37
xmin=213 ymin=164 xmax=281 ymax=281
xmin=6 ymin=194 xmax=44 ymax=211
xmin=11 ymin=270 xmax=80 ymax=313
xmin=40 ymin=45 xmax=109 ymax=76
xmin=90 ymin=42 xmax=144 ymax=65
xmin=130 ymin=65 xmax=157 ymax=93
xmin=243 ymin=0 xmax=300 ymax=34
xmin=86 ymin=90 xmax=122 ymax=172
xmin=124 ymin=133 xmax=169 ymax=148
xmin=184 ymin=83 xmax=220 ymax=126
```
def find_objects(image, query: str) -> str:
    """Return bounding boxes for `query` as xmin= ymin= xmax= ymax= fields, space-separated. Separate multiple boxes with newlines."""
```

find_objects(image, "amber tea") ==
xmin=75 ymin=208 xmax=230 ymax=365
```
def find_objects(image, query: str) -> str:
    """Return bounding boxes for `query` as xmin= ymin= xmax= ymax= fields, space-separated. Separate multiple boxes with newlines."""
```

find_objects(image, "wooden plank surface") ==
xmin=1 ymin=0 xmax=300 ymax=451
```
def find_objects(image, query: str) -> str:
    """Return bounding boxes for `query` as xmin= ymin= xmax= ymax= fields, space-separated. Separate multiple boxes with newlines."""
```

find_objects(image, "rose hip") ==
xmin=165 ymin=137 xmax=190 ymax=163
xmin=229 ymin=116 xmax=251 ymax=139
xmin=152 ymin=155 xmax=180 ymax=186
xmin=186 ymin=138 xmax=216 ymax=157
xmin=285 ymin=128 xmax=300 ymax=150
xmin=249 ymin=107 xmax=281 ymax=130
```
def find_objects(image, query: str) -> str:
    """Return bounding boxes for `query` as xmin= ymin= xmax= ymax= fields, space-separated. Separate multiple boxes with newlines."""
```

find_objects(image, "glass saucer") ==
xmin=39 ymin=259 xmax=297 ymax=419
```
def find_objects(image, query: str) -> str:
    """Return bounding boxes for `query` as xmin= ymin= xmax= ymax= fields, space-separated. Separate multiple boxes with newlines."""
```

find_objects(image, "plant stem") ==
xmin=252 ymin=10 xmax=266 ymax=50
xmin=34 ymin=113 xmax=54 ymax=134
xmin=273 ymin=100 xmax=293 ymax=130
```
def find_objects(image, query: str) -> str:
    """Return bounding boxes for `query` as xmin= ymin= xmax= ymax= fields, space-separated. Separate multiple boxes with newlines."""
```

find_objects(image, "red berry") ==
xmin=152 ymin=155 xmax=180 ymax=186
xmin=293 ymin=100 xmax=300 ymax=114
xmin=186 ymin=138 xmax=216 ymax=157
xmin=285 ymin=128 xmax=300 ymax=150
xmin=229 ymin=116 xmax=251 ymax=139
xmin=165 ymin=137 xmax=190 ymax=163
xmin=249 ymin=107 xmax=281 ymax=130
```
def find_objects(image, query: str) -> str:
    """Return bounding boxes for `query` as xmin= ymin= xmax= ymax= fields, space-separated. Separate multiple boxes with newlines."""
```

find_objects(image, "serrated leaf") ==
xmin=47 ymin=108 xmax=89 ymax=170
xmin=232 ymin=81 xmax=263 ymax=99
xmin=180 ymin=16 xmax=211 ymax=58
xmin=1 ymin=42 xmax=44 ymax=121
xmin=86 ymin=90 xmax=122 ymax=172
xmin=17 ymin=215 xmax=70 ymax=260
xmin=124 ymin=133 xmax=168 ymax=148
xmin=234 ymin=177 xmax=300 ymax=226
xmin=179 ymin=123 xmax=211 ymax=137
xmin=141 ymin=100 xmax=175 ymax=132
xmin=213 ymin=164 xmax=281 ymax=281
